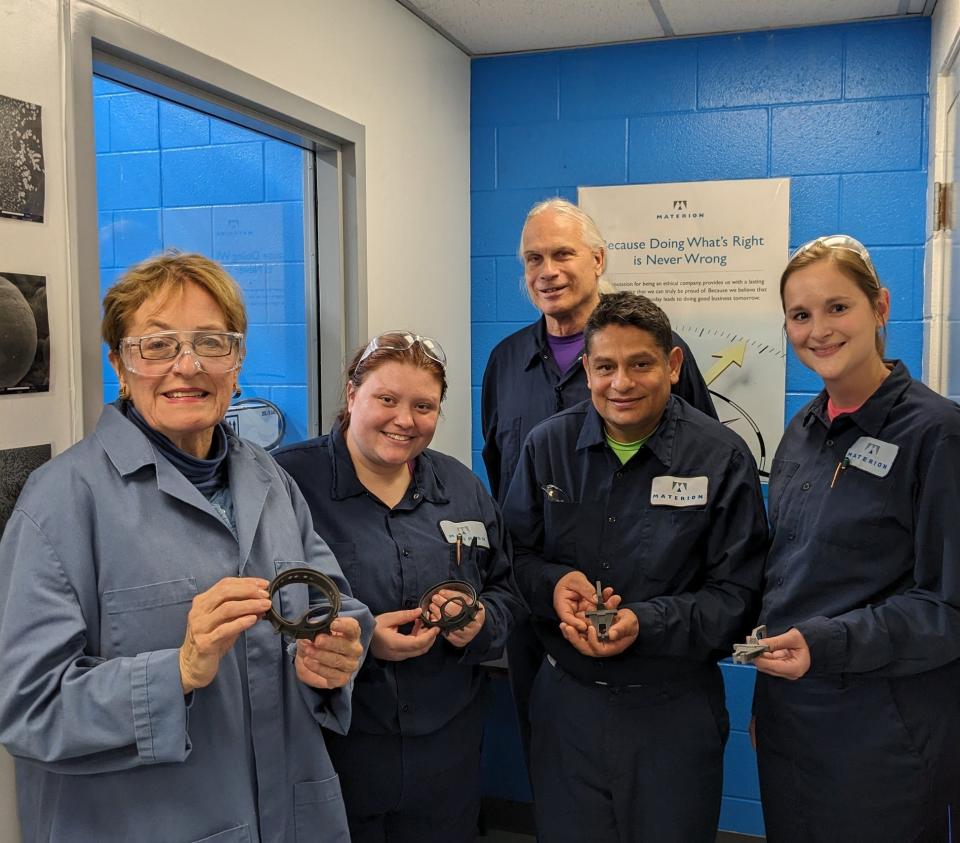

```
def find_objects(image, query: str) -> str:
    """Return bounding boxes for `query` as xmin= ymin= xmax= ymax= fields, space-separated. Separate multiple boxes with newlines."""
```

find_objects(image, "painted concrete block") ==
xmin=96 ymin=151 xmax=161 ymax=211
xmin=560 ymin=40 xmax=697 ymax=119
xmin=109 ymin=93 xmax=159 ymax=152
xmin=472 ymin=188 xmax=559 ymax=257
xmin=264 ymin=141 xmax=304 ymax=202
xmin=772 ymin=99 xmax=923 ymax=175
xmin=265 ymin=262 xmax=306 ymax=323
xmin=496 ymin=256 xmax=539 ymax=322
xmin=472 ymin=53 xmax=559 ymax=126
xmin=699 ymin=27 xmax=842 ymax=108
xmin=112 ymin=209 xmax=162 ymax=268
xmin=498 ymin=118 xmax=627 ymax=189
xmin=162 ymin=143 xmax=264 ymax=206
xmin=212 ymin=202 xmax=304 ymax=265
xmin=789 ymin=175 xmax=840 ymax=245
xmin=840 ymin=172 xmax=927 ymax=244
xmin=162 ymin=206 xmax=213 ymax=255
xmin=472 ymin=258 xmax=497 ymax=322
xmin=159 ymin=100 xmax=210 ymax=149
xmin=845 ymin=19 xmax=930 ymax=99
xmin=629 ymin=109 xmax=767 ymax=183
xmin=472 ymin=126 xmax=496 ymax=191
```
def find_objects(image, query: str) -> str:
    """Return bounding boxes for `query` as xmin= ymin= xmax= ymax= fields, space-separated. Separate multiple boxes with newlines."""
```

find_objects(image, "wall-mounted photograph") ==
xmin=0 ymin=443 xmax=51 ymax=536
xmin=0 ymin=93 xmax=44 ymax=222
xmin=0 ymin=272 xmax=49 ymax=394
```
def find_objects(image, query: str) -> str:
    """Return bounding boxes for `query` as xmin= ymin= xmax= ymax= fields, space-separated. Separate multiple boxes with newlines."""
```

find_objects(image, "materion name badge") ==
xmin=438 ymin=520 xmax=490 ymax=548
xmin=650 ymin=475 xmax=709 ymax=507
xmin=845 ymin=436 xmax=899 ymax=478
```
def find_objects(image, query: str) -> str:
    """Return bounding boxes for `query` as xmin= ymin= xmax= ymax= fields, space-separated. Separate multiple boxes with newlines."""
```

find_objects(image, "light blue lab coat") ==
xmin=0 ymin=405 xmax=374 ymax=842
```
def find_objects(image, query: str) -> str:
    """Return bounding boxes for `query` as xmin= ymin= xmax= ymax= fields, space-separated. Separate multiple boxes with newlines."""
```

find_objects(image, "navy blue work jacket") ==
xmin=760 ymin=361 xmax=960 ymax=677
xmin=503 ymin=396 xmax=767 ymax=686
xmin=274 ymin=426 xmax=524 ymax=736
xmin=0 ymin=405 xmax=374 ymax=843
xmin=481 ymin=318 xmax=717 ymax=503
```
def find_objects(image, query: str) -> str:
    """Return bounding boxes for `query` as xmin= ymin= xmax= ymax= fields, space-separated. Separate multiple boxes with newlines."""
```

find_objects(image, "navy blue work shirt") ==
xmin=502 ymin=396 xmax=767 ymax=686
xmin=275 ymin=426 xmax=524 ymax=736
xmin=481 ymin=317 xmax=717 ymax=503
xmin=760 ymin=361 xmax=960 ymax=677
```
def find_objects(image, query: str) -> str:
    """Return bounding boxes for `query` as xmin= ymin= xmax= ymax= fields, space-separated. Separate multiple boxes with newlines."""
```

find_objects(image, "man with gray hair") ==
xmin=481 ymin=197 xmax=716 ymax=774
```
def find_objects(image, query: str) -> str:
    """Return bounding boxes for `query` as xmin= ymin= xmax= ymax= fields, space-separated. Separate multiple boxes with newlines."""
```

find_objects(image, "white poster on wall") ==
xmin=579 ymin=179 xmax=789 ymax=480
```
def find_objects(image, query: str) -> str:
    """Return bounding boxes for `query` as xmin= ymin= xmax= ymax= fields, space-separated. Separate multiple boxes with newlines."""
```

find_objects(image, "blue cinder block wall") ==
xmin=471 ymin=18 xmax=930 ymax=836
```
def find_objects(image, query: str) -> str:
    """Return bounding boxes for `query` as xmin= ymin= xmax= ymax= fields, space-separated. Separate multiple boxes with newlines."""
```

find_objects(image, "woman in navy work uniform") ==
xmin=274 ymin=331 xmax=523 ymax=843
xmin=753 ymin=235 xmax=960 ymax=842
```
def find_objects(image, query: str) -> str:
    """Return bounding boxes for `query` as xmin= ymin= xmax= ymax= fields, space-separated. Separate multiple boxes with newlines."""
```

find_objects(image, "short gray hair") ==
xmin=518 ymin=197 xmax=605 ymax=259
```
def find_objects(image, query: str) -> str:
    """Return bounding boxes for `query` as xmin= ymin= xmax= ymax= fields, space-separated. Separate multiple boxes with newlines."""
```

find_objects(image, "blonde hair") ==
xmin=101 ymin=252 xmax=247 ymax=350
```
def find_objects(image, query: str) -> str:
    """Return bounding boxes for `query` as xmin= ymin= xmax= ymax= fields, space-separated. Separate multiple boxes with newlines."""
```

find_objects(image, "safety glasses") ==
xmin=357 ymin=331 xmax=447 ymax=369
xmin=118 ymin=330 xmax=244 ymax=376
xmin=790 ymin=234 xmax=880 ymax=286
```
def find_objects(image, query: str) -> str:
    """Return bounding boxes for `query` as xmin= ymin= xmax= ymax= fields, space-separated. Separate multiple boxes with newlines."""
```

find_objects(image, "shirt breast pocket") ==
xmin=767 ymin=458 xmax=800 ymax=524
xmin=102 ymin=577 xmax=198 ymax=657
xmin=327 ymin=542 xmax=359 ymax=600
xmin=543 ymin=501 xmax=582 ymax=566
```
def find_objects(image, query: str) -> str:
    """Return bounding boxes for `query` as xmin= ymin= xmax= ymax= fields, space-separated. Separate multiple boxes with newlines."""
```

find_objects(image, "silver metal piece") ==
xmin=732 ymin=624 xmax=769 ymax=664
xmin=585 ymin=580 xmax=617 ymax=641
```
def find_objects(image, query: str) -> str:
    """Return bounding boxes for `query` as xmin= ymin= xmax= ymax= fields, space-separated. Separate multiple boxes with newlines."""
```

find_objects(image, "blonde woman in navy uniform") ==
xmin=754 ymin=236 xmax=960 ymax=842
xmin=275 ymin=332 xmax=523 ymax=843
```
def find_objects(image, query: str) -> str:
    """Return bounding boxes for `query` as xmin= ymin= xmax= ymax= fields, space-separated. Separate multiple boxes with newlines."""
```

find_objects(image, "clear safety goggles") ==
xmin=118 ymin=330 xmax=244 ymax=376
xmin=790 ymin=234 xmax=880 ymax=287
xmin=357 ymin=331 xmax=447 ymax=370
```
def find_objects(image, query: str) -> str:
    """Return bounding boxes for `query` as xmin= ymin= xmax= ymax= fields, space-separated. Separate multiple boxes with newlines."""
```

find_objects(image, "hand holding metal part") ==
xmin=418 ymin=579 xmax=481 ymax=633
xmin=585 ymin=580 xmax=617 ymax=641
xmin=266 ymin=567 xmax=341 ymax=639
xmin=732 ymin=625 xmax=770 ymax=664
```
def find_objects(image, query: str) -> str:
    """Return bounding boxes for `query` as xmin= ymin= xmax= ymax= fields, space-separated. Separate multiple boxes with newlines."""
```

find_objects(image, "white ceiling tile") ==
xmin=654 ymin=0 xmax=903 ymax=38
xmin=409 ymin=0 xmax=664 ymax=55
xmin=401 ymin=0 xmax=924 ymax=55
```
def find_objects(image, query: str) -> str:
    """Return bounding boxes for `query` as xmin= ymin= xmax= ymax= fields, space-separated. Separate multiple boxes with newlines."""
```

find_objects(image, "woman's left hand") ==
xmin=429 ymin=589 xmax=486 ymax=648
xmin=753 ymin=627 xmax=811 ymax=680
xmin=295 ymin=616 xmax=364 ymax=689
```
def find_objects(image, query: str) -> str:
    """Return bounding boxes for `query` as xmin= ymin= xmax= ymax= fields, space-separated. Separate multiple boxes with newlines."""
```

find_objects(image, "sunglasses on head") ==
xmin=357 ymin=331 xmax=447 ymax=370
xmin=790 ymin=234 xmax=880 ymax=286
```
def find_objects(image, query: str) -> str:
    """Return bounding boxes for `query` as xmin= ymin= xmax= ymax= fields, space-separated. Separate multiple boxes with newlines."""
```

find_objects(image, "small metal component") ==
xmin=266 ymin=567 xmax=341 ymax=639
xmin=585 ymin=580 xmax=617 ymax=641
xmin=418 ymin=579 xmax=480 ymax=632
xmin=732 ymin=625 xmax=769 ymax=664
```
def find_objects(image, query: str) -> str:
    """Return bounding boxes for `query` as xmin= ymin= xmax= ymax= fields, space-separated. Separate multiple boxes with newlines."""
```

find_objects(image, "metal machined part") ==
xmin=585 ymin=580 xmax=617 ymax=641
xmin=266 ymin=567 xmax=341 ymax=639
xmin=732 ymin=624 xmax=769 ymax=664
xmin=418 ymin=579 xmax=480 ymax=632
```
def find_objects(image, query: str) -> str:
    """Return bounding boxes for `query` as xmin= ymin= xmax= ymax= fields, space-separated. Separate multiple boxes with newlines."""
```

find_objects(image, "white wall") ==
xmin=925 ymin=0 xmax=960 ymax=398
xmin=0 ymin=1 xmax=470 ymax=839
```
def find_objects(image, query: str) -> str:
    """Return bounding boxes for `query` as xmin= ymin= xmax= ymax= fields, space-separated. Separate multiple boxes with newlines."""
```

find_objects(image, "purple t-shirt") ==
xmin=547 ymin=331 xmax=584 ymax=374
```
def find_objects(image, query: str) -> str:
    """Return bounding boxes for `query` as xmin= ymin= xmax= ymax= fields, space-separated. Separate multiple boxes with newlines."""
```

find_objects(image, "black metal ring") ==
xmin=266 ymin=567 xmax=341 ymax=639
xmin=418 ymin=579 xmax=480 ymax=632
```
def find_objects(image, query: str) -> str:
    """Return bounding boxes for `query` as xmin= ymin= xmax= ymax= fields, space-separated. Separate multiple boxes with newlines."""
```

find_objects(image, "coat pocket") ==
xmin=294 ymin=775 xmax=350 ymax=842
xmin=190 ymin=824 xmax=252 ymax=843
xmin=102 ymin=577 xmax=198 ymax=656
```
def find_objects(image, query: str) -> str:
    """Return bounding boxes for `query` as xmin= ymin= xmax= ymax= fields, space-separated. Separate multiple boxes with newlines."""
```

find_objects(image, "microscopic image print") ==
xmin=0 ymin=94 xmax=45 ymax=222
xmin=0 ymin=443 xmax=51 ymax=537
xmin=0 ymin=273 xmax=49 ymax=394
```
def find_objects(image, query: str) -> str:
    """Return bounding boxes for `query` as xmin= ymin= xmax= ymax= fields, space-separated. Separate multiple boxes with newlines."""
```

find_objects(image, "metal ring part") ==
xmin=418 ymin=579 xmax=480 ymax=632
xmin=266 ymin=567 xmax=341 ymax=639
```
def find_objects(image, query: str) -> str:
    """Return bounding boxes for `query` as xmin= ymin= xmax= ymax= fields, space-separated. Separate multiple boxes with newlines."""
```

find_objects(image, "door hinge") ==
xmin=935 ymin=181 xmax=950 ymax=232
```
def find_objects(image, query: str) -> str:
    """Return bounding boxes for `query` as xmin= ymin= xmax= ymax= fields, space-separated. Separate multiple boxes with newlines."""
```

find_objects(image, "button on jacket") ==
xmin=274 ymin=425 xmax=524 ymax=736
xmin=503 ymin=396 xmax=767 ymax=686
xmin=761 ymin=360 xmax=960 ymax=673
xmin=0 ymin=405 xmax=374 ymax=843
xmin=481 ymin=317 xmax=717 ymax=503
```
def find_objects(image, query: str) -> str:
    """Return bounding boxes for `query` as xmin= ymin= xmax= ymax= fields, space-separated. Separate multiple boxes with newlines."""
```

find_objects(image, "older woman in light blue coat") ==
xmin=0 ymin=253 xmax=373 ymax=843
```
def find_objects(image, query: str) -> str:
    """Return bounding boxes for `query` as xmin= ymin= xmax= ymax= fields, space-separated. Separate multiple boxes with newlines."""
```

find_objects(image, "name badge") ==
xmin=650 ymin=475 xmax=709 ymax=507
xmin=438 ymin=520 xmax=490 ymax=549
xmin=845 ymin=436 xmax=899 ymax=478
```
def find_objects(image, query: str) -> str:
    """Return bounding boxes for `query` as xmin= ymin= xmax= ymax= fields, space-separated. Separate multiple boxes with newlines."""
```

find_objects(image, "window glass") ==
xmin=93 ymin=75 xmax=310 ymax=447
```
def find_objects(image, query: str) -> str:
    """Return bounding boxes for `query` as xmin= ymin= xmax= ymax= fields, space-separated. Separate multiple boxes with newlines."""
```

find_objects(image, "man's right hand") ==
xmin=369 ymin=608 xmax=440 ymax=661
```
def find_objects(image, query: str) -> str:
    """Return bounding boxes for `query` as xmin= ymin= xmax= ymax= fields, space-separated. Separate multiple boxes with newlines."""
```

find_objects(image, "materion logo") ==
xmin=657 ymin=200 xmax=705 ymax=220
xmin=864 ymin=442 xmax=880 ymax=456
xmin=672 ymin=480 xmax=688 ymax=494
